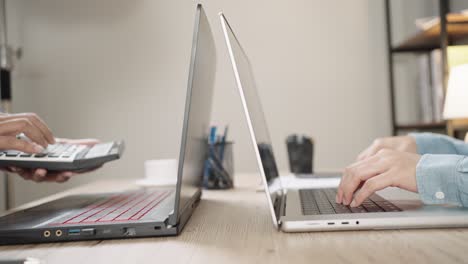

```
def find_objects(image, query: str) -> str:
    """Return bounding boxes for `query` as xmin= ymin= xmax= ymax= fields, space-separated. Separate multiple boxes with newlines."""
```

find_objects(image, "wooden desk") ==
xmin=1 ymin=173 xmax=467 ymax=264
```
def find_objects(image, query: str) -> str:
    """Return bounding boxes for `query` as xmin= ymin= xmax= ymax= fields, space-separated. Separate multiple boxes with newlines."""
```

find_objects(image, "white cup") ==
xmin=136 ymin=159 xmax=178 ymax=186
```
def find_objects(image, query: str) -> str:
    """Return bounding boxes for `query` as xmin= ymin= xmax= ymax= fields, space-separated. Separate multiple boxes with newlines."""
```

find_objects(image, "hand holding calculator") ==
xmin=0 ymin=139 xmax=124 ymax=171
xmin=0 ymin=113 xmax=123 ymax=180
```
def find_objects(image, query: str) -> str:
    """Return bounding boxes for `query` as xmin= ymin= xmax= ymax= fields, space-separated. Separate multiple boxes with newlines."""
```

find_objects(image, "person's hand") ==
xmin=0 ymin=112 xmax=55 ymax=152
xmin=356 ymin=136 xmax=417 ymax=161
xmin=336 ymin=149 xmax=420 ymax=207
xmin=5 ymin=167 xmax=74 ymax=183
xmin=8 ymin=138 xmax=101 ymax=183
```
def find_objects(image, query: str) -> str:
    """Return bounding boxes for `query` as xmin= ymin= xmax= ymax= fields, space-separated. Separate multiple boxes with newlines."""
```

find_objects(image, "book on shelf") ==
xmin=417 ymin=54 xmax=433 ymax=123
xmin=417 ymin=49 xmax=443 ymax=123
xmin=417 ymin=45 xmax=468 ymax=124
xmin=431 ymin=49 xmax=444 ymax=123
xmin=415 ymin=13 xmax=468 ymax=31
xmin=415 ymin=17 xmax=439 ymax=31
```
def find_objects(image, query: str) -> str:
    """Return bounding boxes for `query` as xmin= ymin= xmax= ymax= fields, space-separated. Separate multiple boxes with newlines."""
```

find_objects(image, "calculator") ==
xmin=0 ymin=141 xmax=124 ymax=171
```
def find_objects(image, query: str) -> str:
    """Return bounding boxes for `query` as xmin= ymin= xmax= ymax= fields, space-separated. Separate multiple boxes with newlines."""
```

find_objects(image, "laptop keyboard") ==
xmin=299 ymin=188 xmax=401 ymax=215
xmin=52 ymin=190 xmax=173 ymax=225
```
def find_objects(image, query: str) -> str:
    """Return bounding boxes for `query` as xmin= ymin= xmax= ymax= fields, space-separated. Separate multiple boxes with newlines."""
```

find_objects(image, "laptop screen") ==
xmin=172 ymin=5 xmax=216 ymax=223
xmin=220 ymin=14 xmax=283 ymax=226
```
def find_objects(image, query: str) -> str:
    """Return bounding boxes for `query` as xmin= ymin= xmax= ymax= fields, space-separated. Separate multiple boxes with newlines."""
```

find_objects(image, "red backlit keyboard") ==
xmin=52 ymin=190 xmax=173 ymax=225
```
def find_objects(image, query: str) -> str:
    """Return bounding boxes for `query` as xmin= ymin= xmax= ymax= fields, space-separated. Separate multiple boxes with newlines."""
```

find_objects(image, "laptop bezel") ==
xmin=169 ymin=3 xmax=214 ymax=227
xmin=219 ymin=13 xmax=283 ymax=228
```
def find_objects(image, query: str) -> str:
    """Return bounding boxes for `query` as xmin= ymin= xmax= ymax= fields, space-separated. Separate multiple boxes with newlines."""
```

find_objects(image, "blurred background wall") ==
xmin=0 ymin=0 xmax=466 ymax=209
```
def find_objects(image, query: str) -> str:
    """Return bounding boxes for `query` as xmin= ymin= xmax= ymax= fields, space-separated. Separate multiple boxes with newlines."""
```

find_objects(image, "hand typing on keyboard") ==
xmin=0 ymin=112 xmax=102 ymax=183
xmin=336 ymin=147 xmax=420 ymax=208
xmin=355 ymin=136 xmax=417 ymax=161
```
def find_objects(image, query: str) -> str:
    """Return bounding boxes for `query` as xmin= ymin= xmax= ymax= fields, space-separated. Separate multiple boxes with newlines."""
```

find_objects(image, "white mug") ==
xmin=136 ymin=159 xmax=178 ymax=186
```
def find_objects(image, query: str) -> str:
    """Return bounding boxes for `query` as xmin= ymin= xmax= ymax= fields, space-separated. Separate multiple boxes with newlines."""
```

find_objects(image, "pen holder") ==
xmin=202 ymin=142 xmax=234 ymax=189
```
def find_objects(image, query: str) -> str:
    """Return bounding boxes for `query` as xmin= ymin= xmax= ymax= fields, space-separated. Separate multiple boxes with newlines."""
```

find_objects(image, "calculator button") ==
xmin=5 ymin=151 xmax=20 ymax=157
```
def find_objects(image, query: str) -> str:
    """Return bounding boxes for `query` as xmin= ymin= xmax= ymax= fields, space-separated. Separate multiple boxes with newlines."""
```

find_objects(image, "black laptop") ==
xmin=0 ymin=4 xmax=216 ymax=245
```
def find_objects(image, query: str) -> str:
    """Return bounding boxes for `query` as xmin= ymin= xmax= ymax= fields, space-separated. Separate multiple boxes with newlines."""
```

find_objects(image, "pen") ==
xmin=203 ymin=126 xmax=217 ymax=188
xmin=208 ymin=154 xmax=232 ymax=188
xmin=219 ymin=126 xmax=228 ymax=162
xmin=209 ymin=126 xmax=217 ymax=145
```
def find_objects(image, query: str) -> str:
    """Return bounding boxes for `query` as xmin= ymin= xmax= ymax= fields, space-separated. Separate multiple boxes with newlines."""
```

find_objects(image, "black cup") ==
xmin=286 ymin=135 xmax=313 ymax=174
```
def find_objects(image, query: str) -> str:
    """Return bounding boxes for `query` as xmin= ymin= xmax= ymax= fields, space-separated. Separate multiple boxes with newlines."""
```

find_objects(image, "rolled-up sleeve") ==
xmin=416 ymin=154 xmax=468 ymax=206
xmin=410 ymin=132 xmax=468 ymax=155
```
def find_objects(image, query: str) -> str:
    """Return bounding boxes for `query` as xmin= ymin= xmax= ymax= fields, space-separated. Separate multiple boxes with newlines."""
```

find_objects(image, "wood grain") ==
xmin=1 ymin=174 xmax=468 ymax=264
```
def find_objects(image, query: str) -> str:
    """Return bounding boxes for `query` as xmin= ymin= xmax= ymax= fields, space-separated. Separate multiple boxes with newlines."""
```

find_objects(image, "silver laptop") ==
xmin=219 ymin=12 xmax=468 ymax=232
xmin=0 ymin=4 xmax=215 ymax=245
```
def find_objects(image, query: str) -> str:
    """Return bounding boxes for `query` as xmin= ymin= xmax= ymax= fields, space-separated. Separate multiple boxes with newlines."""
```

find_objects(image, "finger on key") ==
xmin=340 ymin=156 xmax=384 ymax=205
xmin=11 ymin=113 xmax=54 ymax=144
xmin=0 ymin=136 xmax=44 ymax=153
xmin=0 ymin=118 xmax=48 ymax=147
xmin=351 ymin=173 xmax=392 ymax=207
xmin=0 ymin=113 xmax=55 ymax=144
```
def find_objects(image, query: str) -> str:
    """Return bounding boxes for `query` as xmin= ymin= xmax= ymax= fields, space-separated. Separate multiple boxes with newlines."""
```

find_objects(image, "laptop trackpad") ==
xmin=0 ymin=195 xmax=104 ymax=230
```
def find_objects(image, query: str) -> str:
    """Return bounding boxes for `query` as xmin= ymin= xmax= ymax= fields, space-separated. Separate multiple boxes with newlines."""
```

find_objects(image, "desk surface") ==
xmin=1 ymin=173 xmax=468 ymax=264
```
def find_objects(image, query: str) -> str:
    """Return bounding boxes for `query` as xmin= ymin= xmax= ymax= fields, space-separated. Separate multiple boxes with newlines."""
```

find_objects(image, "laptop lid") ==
xmin=219 ymin=13 xmax=283 ymax=228
xmin=168 ymin=4 xmax=217 ymax=226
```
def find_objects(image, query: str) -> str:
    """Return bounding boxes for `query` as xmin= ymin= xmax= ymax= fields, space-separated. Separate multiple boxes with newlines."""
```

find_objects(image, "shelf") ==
xmin=396 ymin=122 xmax=446 ymax=130
xmin=392 ymin=14 xmax=468 ymax=53
xmin=392 ymin=46 xmax=441 ymax=53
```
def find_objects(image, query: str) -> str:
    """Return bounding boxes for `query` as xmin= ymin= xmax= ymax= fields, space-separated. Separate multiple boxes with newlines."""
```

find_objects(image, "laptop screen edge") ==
xmin=219 ymin=13 xmax=282 ymax=228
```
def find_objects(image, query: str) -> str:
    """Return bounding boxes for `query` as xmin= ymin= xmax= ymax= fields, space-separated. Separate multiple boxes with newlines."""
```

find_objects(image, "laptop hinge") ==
xmin=167 ymin=188 xmax=202 ymax=227
xmin=167 ymin=211 xmax=177 ymax=227
xmin=280 ymin=191 xmax=286 ymax=217
xmin=274 ymin=190 xmax=286 ymax=224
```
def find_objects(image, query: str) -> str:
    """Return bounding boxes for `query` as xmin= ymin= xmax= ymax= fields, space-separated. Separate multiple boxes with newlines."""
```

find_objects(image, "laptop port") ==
xmin=154 ymin=226 xmax=162 ymax=230
xmin=81 ymin=228 xmax=96 ymax=236
xmin=43 ymin=230 xmax=51 ymax=237
xmin=68 ymin=229 xmax=81 ymax=236
xmin=55 ymin=230 xmax=63 ymax=237
xmin=341 ymin=222 xmax=349 ymax=225
xmin=327 ymin=222 xmax=335 ymax=225
xmin=123 ymin=227 xmax=136 ymax=236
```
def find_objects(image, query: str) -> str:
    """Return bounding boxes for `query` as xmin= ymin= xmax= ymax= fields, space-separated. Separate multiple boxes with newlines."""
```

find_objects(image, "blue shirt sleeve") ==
xmin=410 ymin=132 xmax=468 ymax=155
xmin=416 ymin=154 xmax=468 ymax=206
xmin=410 ymin=133 xmax=468 ymax=206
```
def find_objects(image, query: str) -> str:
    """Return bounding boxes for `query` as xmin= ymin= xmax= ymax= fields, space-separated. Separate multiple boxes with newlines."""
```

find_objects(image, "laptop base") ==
xmin=0 ymin=222 xmax=178 ymax=245
xmin=281 ymin=187 xmax=468 ymax=232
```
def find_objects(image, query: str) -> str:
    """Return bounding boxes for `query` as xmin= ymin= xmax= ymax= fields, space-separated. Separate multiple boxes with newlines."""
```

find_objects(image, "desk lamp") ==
xmin=443 ymin=64 xmax=468 ymax=141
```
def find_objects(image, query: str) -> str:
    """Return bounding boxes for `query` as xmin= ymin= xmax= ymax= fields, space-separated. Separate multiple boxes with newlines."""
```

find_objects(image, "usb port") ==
xmin=327 ymin=222 xmax=335 ymax=225
xmin=68 ymin=229 xmax=81 ymax=236
xmin=81 ymin=228 xmax=96 ymax=236
xmin=341 ymin=222 xmax=349 ymax=225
